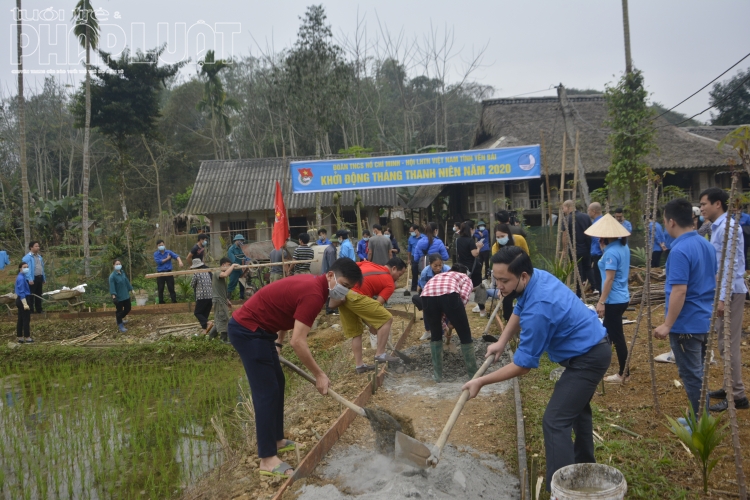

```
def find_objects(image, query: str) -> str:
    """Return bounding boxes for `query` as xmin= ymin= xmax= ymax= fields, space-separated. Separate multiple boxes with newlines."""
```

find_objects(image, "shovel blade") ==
xmin=394 ymin=431 xmax=432 ymax=469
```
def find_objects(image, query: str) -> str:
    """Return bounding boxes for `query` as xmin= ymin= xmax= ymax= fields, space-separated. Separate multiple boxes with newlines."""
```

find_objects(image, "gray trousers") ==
xmin=715 ymin=293 xmax=747 ymax=399
xmin=543 ymin=341 xmax=611 ymax=490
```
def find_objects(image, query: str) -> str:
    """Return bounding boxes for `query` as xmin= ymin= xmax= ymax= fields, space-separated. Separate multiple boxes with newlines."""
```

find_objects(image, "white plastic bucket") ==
xmin=551 ymin=463 xmax=627 ymax=500
xmin=135 ymin=295 xmax=148 ymax=307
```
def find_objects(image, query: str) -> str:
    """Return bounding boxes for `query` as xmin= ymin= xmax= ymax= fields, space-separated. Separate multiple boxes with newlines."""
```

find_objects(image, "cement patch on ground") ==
xmin=296 ymin=444 xmax=519 ymax=500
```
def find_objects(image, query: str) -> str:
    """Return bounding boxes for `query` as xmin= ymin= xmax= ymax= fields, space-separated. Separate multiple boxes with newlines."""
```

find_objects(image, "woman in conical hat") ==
xmin=585 ymin=214 xmax=632 ymax=384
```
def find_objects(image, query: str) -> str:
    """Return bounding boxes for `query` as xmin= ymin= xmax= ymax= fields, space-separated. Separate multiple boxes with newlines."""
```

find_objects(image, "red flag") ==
xmin=272 ymin=181 xmax=288 ymax=250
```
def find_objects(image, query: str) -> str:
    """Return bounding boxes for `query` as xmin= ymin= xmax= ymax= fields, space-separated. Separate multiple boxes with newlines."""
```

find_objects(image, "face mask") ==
xmin=699 ymin=216 xmax=704 ymax=223
xmin=479 ymin=226 xmax=485 ymax=231
xmin=114 ymin=264 xmax=122 ymax=271
xmin=338 ymin=238 xmax=343 ymax=243
xmin=328 ymin=275 xmax=349 ymax=300
xmin=158 ymin=245 xmax=165 ymax=252
xmin=202 ymin=240 xmax=208 ymax=246
xmin=363 ymin=237 xmax=369 ymax=242
xmin=410 ymin=231 xmax=416 ymax=237
xmin=498 ymin=236 xmax=509 ymax=246
xmin=22 ymin=267 xmax=30 ymax=276
xmin=384 ymin=233 xmax=390 ymax=237
xmin=453 ymin=227 xmax=459 ymax=233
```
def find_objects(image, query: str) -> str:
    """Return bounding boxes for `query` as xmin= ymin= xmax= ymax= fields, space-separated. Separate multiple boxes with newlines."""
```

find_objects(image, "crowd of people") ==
xmin=4 ymin=192 xmax=748 ymax=490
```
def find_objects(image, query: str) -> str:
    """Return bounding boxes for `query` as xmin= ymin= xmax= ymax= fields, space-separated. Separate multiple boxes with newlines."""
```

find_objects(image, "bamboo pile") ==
xmin=629 ymin=285 xmax=665 ymax=306
xmin=60 ymin=329 xmax=105 ymax=346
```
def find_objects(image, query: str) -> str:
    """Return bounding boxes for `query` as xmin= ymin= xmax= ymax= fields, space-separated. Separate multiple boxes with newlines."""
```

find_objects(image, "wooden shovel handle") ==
xmin=483 ymin=299 xmax=504 ymax=335
xmin=432 ymin=356 xmax=494 ymax=458
xmin=279 ymin=355 xmax=366 ymax=417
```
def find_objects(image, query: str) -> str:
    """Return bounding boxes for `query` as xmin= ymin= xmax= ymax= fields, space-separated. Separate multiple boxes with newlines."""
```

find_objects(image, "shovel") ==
xmin=395 ymin=355 xmax=494 ymax=468
xmin=404 ymin=261 xmax=412 ymax=297
xmin=278 ymin=355 xmax=404 ymax=454
xmin=386 ymin=340 xmax=413 ymax=364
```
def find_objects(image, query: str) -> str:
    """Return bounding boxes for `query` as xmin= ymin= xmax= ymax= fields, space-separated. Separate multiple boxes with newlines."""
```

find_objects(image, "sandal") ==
xmin=277 ymin=439 xmax=297 ymax=453
xmin=258 ymin=461 xmax=294 ymax=477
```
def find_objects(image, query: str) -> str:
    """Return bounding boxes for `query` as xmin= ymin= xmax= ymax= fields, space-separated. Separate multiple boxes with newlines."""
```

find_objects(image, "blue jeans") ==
xmin=669 ymin=333 xmax=708 ymax=415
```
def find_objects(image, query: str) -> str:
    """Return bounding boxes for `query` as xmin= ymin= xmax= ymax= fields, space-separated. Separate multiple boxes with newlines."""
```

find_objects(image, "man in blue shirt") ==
xmin=700 ymin=188 xmax=749 ymax=411
xmin=316 ymin=228 xmax=331 ymax=246
xmin=648 ymin=217 xmax=666 ymax=267
xmin=654 ymin=198 xmax=716 ymax=416
xmin=408 ymin=224 xmax=424 ymax=291
xmin=0 ymin=248 xmax=9 ymax=270
xmin=154 ymin=239 xmax=183 ymax=304
xmin=614 ymin=207 xmax=632 ymax=232
xmin=336 ymin=229 xmax=356 ymax=261
xmin=463 ymin=246 xmax=610 ymax=490
xmin=22 ymin=241 xmax=47 ymax=313
xmin=587 ymin=203 xmax=603 ymax=293
xmin=356 ymin=230 xmax=370 ymax=261
xmin=474 ymin=220 xmax=490 ymax=279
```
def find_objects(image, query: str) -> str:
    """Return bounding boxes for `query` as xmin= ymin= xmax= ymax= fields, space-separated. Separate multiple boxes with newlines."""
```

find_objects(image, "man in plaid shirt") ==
xmin=421 ymin=263 xmax=477 ymax=381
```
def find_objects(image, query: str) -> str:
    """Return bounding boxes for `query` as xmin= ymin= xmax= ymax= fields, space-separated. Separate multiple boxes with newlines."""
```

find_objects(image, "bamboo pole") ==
xmin=646 ymin=180 xmax=660 ymax=414
xmin=540 ymin=130 xmax=553 ymax=225
xmin=144 ymin=260 xmax=318 ymax=279
xmin=555 ymin=133 xmax=567 ymax=259
xmin=718 ymin=172 xmax=747 ymax=499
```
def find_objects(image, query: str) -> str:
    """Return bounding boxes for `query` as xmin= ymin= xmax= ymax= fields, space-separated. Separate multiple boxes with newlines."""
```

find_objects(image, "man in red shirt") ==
xmin=228 ymin=257 xmax=363 ymax=478
xmin=335 ymin=257 xmax=408 ymax=373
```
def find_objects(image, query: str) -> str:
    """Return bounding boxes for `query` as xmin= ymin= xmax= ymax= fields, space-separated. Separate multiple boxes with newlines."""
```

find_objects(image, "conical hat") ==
xmin=585 ymin=213 xmax=631 ymax=238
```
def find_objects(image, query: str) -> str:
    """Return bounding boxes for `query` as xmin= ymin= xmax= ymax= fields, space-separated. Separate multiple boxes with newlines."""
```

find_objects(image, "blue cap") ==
xmin=233 ymin=234 xmax=245 ymax=241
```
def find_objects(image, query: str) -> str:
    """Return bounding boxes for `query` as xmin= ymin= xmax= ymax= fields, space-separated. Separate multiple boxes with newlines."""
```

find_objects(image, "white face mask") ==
xmin=328 ymin=275 xmax=349 ymax=300
xmin=158 ymin=245 xmax=165 ymax=252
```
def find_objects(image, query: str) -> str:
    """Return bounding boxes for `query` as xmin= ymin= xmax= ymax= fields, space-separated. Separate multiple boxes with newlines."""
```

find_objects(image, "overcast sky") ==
xmin=3 ymin=0 xmax=749 ymax=123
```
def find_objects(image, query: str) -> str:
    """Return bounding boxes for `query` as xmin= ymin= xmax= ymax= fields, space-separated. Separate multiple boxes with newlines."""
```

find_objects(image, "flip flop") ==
xmin=259 ymin=461 xmax=294 ymax=477
xmin=277 ymin=439 xmax=297 ymax=453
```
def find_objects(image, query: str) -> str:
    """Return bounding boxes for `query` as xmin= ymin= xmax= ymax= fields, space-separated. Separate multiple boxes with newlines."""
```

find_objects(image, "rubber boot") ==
xmin=207 ymin=325 xmax=218 ymax=340
xmin=460 ymin=343 xmax=478 ymax=378
xmin=430 ymin=341 xmax=443 ymax=383
xmin=220 ymin=332 xmax=229 ymax=344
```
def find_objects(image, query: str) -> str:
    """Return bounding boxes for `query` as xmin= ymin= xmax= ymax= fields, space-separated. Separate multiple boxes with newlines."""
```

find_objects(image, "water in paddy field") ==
xmin=0 ymin=361 xmax=247 ymax=499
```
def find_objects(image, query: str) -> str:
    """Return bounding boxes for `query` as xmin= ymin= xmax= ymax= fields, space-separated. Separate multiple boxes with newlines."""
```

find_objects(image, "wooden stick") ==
xmin=144 ymin=260 xmax=318 ymax=279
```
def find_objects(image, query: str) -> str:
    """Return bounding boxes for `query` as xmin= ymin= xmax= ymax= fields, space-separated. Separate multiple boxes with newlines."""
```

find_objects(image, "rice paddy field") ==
xmin=0 ymin=360 xmax=247 ymax=499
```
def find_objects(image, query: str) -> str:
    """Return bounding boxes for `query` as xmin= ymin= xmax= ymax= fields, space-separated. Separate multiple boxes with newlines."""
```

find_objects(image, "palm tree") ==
xmin=16 ymin=0 xmax=30 ymax=250
xmin=72 ymin=0 xmax=99 ymax=277
xmin=196 ymin=50 xmax=238 ymax=160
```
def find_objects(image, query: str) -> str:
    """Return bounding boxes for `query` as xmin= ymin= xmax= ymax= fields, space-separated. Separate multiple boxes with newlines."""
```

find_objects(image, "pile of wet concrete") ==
xmin=400 ymin=339 xmax=512 ymax=383
xmin=296 ymin=444 xmax=519 ymax=500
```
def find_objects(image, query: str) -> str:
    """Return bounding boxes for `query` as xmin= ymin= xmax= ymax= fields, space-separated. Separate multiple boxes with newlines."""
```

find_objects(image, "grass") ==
xmin=0 ymin=355 xmax=246 ymax=499
xmin=519 ymin=354 xmax=693 ymax=499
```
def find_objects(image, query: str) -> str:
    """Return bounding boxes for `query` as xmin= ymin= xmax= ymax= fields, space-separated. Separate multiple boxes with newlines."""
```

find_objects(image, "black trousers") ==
xmin=571 ymin=253 xmax=590 ymax=298
xmin=228 ymin=318 xmax=285 ymax=459
xmin=194 ymin=298 xmax=213 ymax=329
xmin=115 ymin=299 xmax=131 ymax=325
xmin=543 ymin=341 xmax=611 ymax=490
xmin=479 ymin=250 xmax=490 ymax=279
xmin=30 ymin=280 xmax=43 ymax=313
xmin=650 ymin=250 xmax=663 ymax=268
xmin=16 ymin=298 xmax=30 ymax=338
xmin=589 ymin=255 xmax=602 ymax=293
xmin=157 ymin=276 xmax=177 ymax=304
xmin=422 ymin=293 xmax=473 ymax=344
xmin=411 ymin=293 xmax=430 ymax=331
xmin=410 ymin=259 xmax=420 ymax=291
xmin=602 ymin=302 xmax=630 ymax=376
xmin=469 ymin=264 xmax=485 ymax=311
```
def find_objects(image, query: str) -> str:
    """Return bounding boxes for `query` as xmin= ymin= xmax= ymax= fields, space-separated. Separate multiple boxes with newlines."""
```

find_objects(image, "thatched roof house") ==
xmin=410 ymin=94 xmax=740 ymax=226
xmin=186 ymin=157 xmax=400 ymax=258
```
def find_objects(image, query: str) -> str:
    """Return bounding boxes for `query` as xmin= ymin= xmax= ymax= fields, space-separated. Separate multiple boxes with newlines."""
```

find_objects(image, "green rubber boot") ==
xmin=460 ymin=343 xmax=478 ymax=378
xmin=430 ymin=341 xmax=443 ymax=383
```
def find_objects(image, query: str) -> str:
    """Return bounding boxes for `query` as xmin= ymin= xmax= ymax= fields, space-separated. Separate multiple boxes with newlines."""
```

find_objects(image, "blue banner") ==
xmin=290 ymin=145 xmax=541 ymax=193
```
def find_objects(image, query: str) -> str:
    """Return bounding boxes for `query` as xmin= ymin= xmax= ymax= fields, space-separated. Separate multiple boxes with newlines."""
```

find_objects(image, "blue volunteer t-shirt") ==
xmin=599 ymin=240 xmax=630 ymax=304
xmin=664 ymin=231 xmax=716 ymax=334
xmin=512 ymin=269 xmax=607 ymax=368
xmin=590 ymin=215 xmax=603 ymax=256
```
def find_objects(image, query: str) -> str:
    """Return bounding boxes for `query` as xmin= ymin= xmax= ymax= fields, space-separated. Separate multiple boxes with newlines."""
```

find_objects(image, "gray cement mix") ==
xmin=383 ymin=341 xmax=512 ymax=399
xmin=296 ymin=444 xmax=519 ymax=500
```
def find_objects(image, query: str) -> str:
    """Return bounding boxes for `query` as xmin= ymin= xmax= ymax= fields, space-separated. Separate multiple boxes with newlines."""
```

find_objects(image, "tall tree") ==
xmin=16 ymin=0 xmax=31 ymax=250
xmin=72 ymin=0 xmax=99 ymax=277
xmin=73 ymin=46 xmax=186 ymax=220
xmin=710 ymin=67 xmax=750 ymax=126
xmin=196 ymin=50 xmax=238 ymax=160
xmin=604 ymin=69 xmax=656 ymax=226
